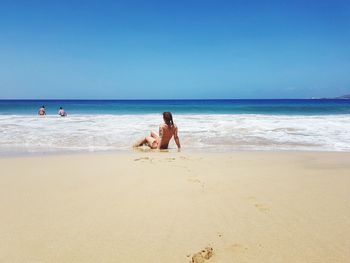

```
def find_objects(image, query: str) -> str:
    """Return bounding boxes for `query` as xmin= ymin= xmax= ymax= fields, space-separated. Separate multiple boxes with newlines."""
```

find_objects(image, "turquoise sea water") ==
xmin=1 ymin=99 xmax=350 ymax=115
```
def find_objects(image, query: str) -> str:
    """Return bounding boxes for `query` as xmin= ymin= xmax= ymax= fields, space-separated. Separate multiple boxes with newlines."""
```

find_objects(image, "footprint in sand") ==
xmin=190 ymin=247 xmax=213 ymax=263
xmin=156 ymin=157 xmax=176 ymax=163
xmin=247 ymin=196 xmax=270 ymax=213
xmin=247 ymin=196 xmax=257 ymax=202
xmin=187 ymin=176 xmax=206 ymax=190
xmin=254 ymin=203 xmax=270 ymax=212
xmin=134 ymin=157 xmax=150 ymax=162
xmin=187 ymin=176 xmax=201 ymax=184
xmin=228 ymin=243 xmax=248 ymax=253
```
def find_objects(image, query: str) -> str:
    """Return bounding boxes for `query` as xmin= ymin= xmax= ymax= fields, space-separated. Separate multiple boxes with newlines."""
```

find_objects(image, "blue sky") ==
xmin=0 ymin=0 xmax=349 ymax=99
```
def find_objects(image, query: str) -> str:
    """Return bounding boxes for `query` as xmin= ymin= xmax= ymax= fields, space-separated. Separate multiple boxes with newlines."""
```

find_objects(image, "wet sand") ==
xmin=1 ymin=152 xmax=350 ymax=262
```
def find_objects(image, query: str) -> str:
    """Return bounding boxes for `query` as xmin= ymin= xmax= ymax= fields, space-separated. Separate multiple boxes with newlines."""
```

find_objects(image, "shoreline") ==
xmin=2 ymin=148 xmax=350 ymax=159
xmin=1 ymin=151 xmax=350 ymax=262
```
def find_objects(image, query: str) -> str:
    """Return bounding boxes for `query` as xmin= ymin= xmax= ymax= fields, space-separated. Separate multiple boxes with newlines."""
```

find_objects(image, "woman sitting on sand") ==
xmin=134 ymin=112 xmax=181 ymax=150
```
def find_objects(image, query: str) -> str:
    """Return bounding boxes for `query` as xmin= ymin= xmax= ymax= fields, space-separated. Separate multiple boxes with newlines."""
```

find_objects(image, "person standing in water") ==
xmin=134 ymin=112 xmax=181 ymax=150
xmin=38 ymin=105 xmax=46 ymax=116
xmin=58 ymin=107 xmax=67 ymax=117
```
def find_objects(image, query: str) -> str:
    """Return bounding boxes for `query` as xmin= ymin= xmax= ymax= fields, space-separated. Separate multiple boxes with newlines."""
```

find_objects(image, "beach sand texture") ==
xmin=1 ymin=152 xmax=350 ymax=262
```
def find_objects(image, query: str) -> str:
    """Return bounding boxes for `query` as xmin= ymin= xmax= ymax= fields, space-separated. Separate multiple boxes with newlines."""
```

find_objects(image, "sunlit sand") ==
xmin=1 ymin=151 xmax=350 ymax=262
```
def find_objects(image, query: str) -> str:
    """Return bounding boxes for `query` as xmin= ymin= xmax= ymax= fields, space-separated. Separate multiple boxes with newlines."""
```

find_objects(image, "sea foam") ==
xmin=0 ymin=114 xmax=349 ymax=155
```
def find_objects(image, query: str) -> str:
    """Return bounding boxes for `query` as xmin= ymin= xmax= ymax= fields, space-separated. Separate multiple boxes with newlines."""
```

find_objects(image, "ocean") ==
xmin=1 ymin=99 xmax=350 ymax=155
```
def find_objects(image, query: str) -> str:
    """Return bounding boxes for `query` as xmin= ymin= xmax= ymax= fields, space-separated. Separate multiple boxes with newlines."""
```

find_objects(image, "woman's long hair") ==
xmin=163 ymin=112 xmax=174 ymax=126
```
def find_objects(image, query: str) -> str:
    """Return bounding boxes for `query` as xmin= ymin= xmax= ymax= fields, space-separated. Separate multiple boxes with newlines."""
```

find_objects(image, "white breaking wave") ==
xmin=0 ymin=114 xmax=350 ymax=154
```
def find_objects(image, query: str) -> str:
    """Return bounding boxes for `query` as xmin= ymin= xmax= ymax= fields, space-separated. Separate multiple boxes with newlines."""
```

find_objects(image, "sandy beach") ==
xmin=1 ymin=151 xmax=350 ymax=262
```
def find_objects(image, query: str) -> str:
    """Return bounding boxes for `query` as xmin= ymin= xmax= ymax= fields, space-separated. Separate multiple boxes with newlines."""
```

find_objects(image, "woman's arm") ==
xmin=174 ymin=125 xmax=181 ymax=149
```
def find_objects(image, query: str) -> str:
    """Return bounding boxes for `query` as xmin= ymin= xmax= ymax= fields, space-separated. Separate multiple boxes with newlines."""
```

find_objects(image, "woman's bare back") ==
xmin=158 ymin=123 xmax=180 ymax=149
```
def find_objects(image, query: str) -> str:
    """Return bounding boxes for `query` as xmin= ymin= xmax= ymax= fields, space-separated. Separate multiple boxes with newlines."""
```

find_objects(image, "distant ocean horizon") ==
xmin=1 ymin=99 xmax=350 ymax=115
xmin=1 ymin=99 xmax=350 ymax=155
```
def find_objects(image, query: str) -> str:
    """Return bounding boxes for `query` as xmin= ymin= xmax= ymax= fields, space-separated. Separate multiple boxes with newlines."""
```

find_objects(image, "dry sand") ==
xmin=1 ymin=151 xmax=350 ymax=262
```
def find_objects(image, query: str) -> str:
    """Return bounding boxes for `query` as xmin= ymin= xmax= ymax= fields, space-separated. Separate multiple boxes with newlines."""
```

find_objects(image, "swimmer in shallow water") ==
xmin=58 ymin=107 xmax=67 ymax=117
xmin=38 ymin=105 xmax=46 ymax=116
xmin=134 ymin=112 xmax=181 ymax=150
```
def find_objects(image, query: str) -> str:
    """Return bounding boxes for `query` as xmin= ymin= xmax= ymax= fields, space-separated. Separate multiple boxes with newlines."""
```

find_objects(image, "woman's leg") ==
xmin=145 ymin=136 xmax=158 ymax=149
xmin=150 ymin=131 xmax=158 ymax=139
xmin=133 ymin=137 xmax=148 ymax=147
xmin=133 ymin=136 xmax=157 ymax=148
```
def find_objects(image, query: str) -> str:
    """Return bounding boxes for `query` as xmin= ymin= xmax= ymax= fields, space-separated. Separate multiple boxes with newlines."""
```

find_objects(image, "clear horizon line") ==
xmin=0 ymin=97 xmax=336 ymax=101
